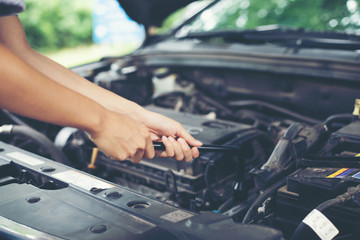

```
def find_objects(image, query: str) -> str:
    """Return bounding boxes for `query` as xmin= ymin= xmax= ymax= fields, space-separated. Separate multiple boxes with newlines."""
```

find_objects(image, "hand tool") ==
xmin=153 ymin=142 xmax=240 ymax=153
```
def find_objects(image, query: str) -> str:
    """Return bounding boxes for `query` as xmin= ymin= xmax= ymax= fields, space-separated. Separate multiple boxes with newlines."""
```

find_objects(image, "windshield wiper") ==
xmin=177 ymin=26 xmax=360 ymax=50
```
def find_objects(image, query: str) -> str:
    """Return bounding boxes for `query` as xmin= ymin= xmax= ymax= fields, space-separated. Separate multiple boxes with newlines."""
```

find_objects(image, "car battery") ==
xmin=275 ymin=167 xmax=360 ymax=239
xmin=0 ymin=141 xmax=283 ymax=240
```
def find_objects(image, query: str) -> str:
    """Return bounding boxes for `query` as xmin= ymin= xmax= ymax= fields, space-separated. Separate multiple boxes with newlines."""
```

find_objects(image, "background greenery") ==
xmin=19 ymin=0 xmax=93 ymax=53
xmin=19 ymin=0 xmax=139 ymax=67
xmin=183 ymin=0 xmax=360 ymax=34
xmin=18 ymin=0 xmax=359 ymax=66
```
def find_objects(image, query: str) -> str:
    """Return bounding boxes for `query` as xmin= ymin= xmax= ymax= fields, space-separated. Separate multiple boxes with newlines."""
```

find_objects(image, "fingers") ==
xmin=104 ymin=140 xmax=129 ymax=161
xmin=105 ymin=134 xmax=153 ymax=163
xmin=178 ymin=138 xmax=192 ymax=162
xmin=111 ymin=136 xmax=198 ymax=163
xmin=153 ymin=136 xmax=174 ymax=158
xmin=90 ymin=109 xmax=201 ymax=163
xmin=150 ymin=133 xmax=160 ymax=141
xmin=162 ymin=136 xmax=174 ymax=158
xmin=89 ymin=111 xmax=155 ymax=163
xmin=144 ymin=136 xmax=155 ymax=159
xmin=129 ymin=131 xmax=154 ymax=162
xmin=156 ymin=137 xmax=195 ymax=162
xmin=169 ymin=137 xmax=184 ymax=161
xmin=130 ymin=149 xmax=144 ymax=163
xmin=191 ymin=146 xmax=200 ymax=159
xmin=178 ymin=127 xmax=203 ymax=147
xmin=112 ymin=140 xmax=152 ymax=163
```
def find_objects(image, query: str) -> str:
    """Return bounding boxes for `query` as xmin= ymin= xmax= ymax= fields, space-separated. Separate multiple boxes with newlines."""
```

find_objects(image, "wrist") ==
xmin=81 ymin=105 xmax=109 ymax=139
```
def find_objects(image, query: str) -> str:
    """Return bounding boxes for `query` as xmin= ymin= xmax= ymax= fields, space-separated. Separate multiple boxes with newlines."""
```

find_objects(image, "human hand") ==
xmin=87 ymin=110 xmax=155 ymax=163
xmin=137 ymin=109 xmax=203 ymax=162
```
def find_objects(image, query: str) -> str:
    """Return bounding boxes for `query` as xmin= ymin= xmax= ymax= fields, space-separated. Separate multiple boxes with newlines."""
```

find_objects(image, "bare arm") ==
xmin=0 ymin=43 xmax=155 ymax=161
xmin=0 ymin=15 xmax=201 ymax=162
xmin=0 ymin=16 xmax=139 ymax=116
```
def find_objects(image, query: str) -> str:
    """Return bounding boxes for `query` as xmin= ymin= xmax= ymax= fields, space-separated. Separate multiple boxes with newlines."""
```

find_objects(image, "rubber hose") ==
xmin=323 ymin=113 xmax=353 ymax=130
xmin=290 ymin=198 xmax=341 ymax=240
xmin=0 ymin=125 xmax=72 ymax=166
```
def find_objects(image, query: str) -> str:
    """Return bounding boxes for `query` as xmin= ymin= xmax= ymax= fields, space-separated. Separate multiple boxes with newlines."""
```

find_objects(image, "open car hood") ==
xmin=116 ymin=0 xmax=199 ymax=27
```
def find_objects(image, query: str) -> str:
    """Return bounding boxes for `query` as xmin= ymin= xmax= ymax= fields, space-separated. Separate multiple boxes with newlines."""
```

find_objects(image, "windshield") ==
xmin=176 ymin=0 xmax=360 ymax=36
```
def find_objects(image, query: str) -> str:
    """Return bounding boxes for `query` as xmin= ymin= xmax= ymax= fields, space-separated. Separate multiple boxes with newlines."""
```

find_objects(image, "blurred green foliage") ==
xmin=18 ymin=0 xmax=360 ymax=53
xmin=162 ymin=0 xmax=360 ymax=34
xmin=19 ymin=0 xmax=93 ymax=52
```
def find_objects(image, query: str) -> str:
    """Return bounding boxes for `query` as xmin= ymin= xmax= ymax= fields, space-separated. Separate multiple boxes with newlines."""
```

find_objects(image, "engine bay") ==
xmin=1 ymin=56 xmax=360 ymax=239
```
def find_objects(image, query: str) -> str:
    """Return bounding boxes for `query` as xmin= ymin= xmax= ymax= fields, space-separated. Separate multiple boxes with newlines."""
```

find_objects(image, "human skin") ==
xmin=0 ymin=16 xmax=201 ymax=163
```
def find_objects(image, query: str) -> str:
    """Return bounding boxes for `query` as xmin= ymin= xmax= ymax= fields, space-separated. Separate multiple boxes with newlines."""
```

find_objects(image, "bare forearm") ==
xmin=19 ymin=48 xmax=143 ymax=116
xmin=0 ymin=15 xmax=144 ymax=119
xmin=0 ymin=16 xmax=200 ymax=162
xmin=0 ymin=44 xmax=105 ymax=135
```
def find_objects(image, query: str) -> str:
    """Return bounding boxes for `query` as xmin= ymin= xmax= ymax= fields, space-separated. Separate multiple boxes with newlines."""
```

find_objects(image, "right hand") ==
xmin=87 ymin=111 xmax=155 ymax=163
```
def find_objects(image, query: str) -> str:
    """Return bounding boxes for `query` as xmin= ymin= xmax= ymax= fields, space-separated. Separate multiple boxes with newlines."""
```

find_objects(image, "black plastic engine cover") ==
xmin=0 ymin=141 xmax=283 ymax=240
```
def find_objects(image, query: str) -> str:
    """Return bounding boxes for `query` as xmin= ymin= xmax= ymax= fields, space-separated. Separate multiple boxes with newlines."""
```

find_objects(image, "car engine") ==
xmin=1 ymin=45 xmax=360 ymax=239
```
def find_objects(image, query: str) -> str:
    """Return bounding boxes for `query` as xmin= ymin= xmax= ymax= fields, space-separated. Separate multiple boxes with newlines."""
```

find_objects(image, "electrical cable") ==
xmin=242 ymin=178 xmax=287 ymax=223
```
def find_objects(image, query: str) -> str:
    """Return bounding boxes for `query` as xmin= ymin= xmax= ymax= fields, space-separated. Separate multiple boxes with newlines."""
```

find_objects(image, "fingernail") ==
xmin=169 ymin=137 xmax=175 ymax=142
xmin=178 ymin=138 xmax=186 ymax=145
xmin=162 ymin=136 xmax=167 ymax=141
xmin=195 ymin=140 xmax=203 ymax=145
